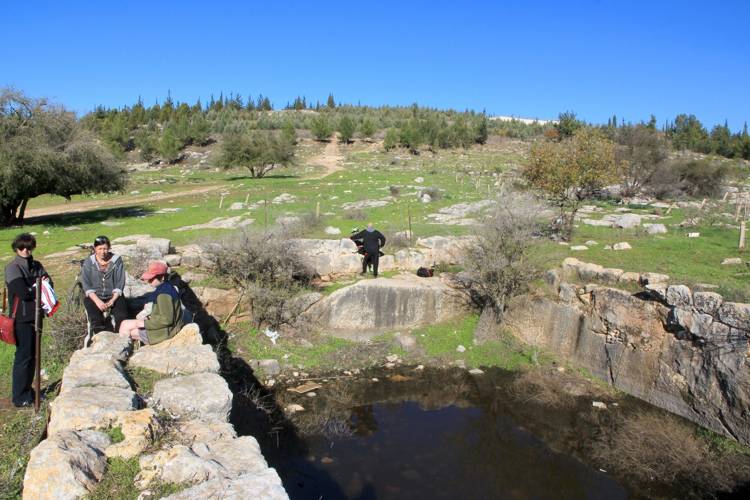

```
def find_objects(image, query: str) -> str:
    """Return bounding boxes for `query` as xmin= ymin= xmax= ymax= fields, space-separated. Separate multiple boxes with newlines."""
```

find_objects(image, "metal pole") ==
xmin=34 ymin=277 xmax=42 ymax=413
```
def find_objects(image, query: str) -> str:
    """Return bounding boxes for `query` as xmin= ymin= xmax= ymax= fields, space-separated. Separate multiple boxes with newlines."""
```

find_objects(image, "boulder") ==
xmin=618 ymin=272 xmax=641 ymax=284
xmin=176 ymin=420 xmax=237 ymax=445
xmin=179 ymin=244 xmax=207 ymax=268
xmin=82 ymin=331 xmax=131 ymax=362
xmin=393 ymin=331 xmax=418 ymax=352
xmin=48 ymin=387 xmax=139 ymax=435
xmin=60 ymin=354 xmax=131 ymax=394
xmin=23 ymin=430 xmax=110 ymax=500
xmin=299 ymin=274 xmax=471 ymax=339
xmin=192 ymin=287 xmax=241 ymax=318
xmin=163 ymin=469 xmax=287 ymax=500
xmin=646 ymin=223 xmax=668 ymax=235
xmin=721 ymin=257 xmax=743 ymax=266
xmin=718 ymin=302 xmax=750 ymax=330
xmin=130 ymin=343 xmax=219 ymax=375
xmin=152 ymin=373 xmax=232 ymax=422
xmin=613 ymin=242 xmax=632 ymax=251
xmin=137 ymin=237 xmax=172 ymax=257
xmin=693 ymin=291 xmax=723 ymax=316
xmin=137 ymin=445 xmax=223 ymax=487
xmin=666 ymin=285 xmax=692 ymax=308
xmin=598 ymin=268 xmax=624 ymax=284
xmin=165 ymin=254 xmax=182 ymax=267
xmin=613 ymin=213 xmax=641 ymax=228
xmin=324 ymin=226 xmax=341 ymax=235
xmin=639 ymin=272 xmax=670 ymax=285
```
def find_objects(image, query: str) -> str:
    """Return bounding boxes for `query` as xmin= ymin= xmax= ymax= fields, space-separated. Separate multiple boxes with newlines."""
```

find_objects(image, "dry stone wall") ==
xmin=505 ymin=258 xmax=750 ymax=445
xmin=23 ymin=325 xmax=288 ymax=499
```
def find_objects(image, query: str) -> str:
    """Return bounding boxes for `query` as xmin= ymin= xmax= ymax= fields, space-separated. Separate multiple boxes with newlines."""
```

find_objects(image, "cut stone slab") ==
xmin=137 ymin=445 xmax=222 ymax=487
xmin=83 ymin=331 xmax=132 ymax=362
xmin=176 ymin=420 xmax=237 ymax=445
xmin=48 ymin=387 xmax=140 ymax=435
xmin=129 ymin=343 xmax=219 ymax=375
xmin=23 ymin=430 xmax=110 ymax=500
xmin=61 ymin=354 xmax=131 ymax=393
xmin=162 ymin=469 xmax=288 ymax=500
xmin=152 ymin=373 xmax=232 ymax=422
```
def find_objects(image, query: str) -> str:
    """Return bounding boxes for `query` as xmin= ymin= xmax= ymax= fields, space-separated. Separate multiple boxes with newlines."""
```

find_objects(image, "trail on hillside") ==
xmin=24 ymin=185 xmax=225 ymax=219
xmin=305 ymin=134 xmax=345 ymax=179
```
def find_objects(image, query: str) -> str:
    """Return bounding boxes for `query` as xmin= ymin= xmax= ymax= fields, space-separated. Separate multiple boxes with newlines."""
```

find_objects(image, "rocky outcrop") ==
xmin=23 ymin=326 xmax=287 ymax=499
xmin=288 ymin=236 xmax=473 ymax=277
xmin=504 ymin=261 xmax=750 ymax=445
xmin=300 ymin=273 xmax=471 ymax=340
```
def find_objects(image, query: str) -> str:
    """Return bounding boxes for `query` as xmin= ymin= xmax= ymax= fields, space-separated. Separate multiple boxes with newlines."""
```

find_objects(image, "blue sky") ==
xmin=2 ymin=0 xmax=748 ymax=131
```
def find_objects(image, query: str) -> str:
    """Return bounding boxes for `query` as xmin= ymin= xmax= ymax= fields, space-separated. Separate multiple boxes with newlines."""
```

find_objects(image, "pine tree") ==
xmin=338 ymin=116 xmax=356 ymax=143
xmin=326 ymin=93 xmax=336 ymax=109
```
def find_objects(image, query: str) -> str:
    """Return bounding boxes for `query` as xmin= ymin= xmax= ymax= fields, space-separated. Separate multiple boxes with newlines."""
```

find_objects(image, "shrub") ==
xmin=219 ymin=130 xmax=294 ymax=178
xmin=47 ymin=308 xmax=88 ymax=366
xmin=647 ymin=159 xmax=728 ymax=199
xmin=462 ymin=189 xmax=545 ymax=322
xmin=420 ymin=186 xmax=442 ymax=201
xmin=383 ymin=128 xmax=399 ymax=151
xmin=212 ymin=229 xmax=315 ymax=328
xmin=310 ymin=114 xmax=332 ymax=141
xmin=360 ymin=119 xmax=376 ymax=141
xmin=389 ymin=185 xmax=401 ymax=197
xmin=337 ymin=116 xmax=356 ymax=144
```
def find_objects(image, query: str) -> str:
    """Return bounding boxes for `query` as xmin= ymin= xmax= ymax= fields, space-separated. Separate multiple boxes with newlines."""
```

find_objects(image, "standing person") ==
xmin=80 ymin=236 xmax=127 ymax=336
xmin=351 ymin=223 xmax=386 ymax=277
xmin=4 ymin=233 xmax=51 ymax=407
xmin=118 ymin=261 xmax=184 ymax=345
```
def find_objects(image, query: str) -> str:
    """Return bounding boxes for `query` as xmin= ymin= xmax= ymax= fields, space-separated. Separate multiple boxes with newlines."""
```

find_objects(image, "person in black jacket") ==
xmin=4 ymin=233 xmax=51 ymax=407
xmin=351 ymin=223 xmax=386 ymax=277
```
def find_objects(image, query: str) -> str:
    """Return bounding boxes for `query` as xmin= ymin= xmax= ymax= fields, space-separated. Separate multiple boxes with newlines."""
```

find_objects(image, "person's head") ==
xmin=141 ymin=261 xmax=168 ymax=287
xmin=11 ymin=233 xmax=37 ymax=257
xmin=93 ymin=235 xmax=111 ymax=259
xmin=366 ymin=222 xmax=374 ymax=232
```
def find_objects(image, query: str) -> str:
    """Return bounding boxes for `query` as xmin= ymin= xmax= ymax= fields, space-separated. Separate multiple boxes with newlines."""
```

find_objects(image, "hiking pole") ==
xmin=34 ymin=277 xmax=42 ymax=413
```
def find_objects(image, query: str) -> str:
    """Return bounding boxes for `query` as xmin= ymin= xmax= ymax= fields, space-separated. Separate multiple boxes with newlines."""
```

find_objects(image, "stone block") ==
xmin=152 ymin=373 xmax=232 ymax=422
xmin=666 ymin=285 xmax=692 ymax=307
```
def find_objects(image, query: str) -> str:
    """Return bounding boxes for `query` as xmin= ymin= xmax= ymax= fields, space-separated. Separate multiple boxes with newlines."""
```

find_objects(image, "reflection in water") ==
xmin=279 ymin=369 xmax=627 ymax=500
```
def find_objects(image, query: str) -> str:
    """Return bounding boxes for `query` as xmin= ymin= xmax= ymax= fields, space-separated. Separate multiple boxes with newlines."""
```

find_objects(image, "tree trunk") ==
xmin=17 ymin=198 xmax=29 ymax=225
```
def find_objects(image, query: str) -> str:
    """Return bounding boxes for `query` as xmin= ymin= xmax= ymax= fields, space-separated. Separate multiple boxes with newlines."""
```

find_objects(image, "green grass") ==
xmin=107 ymin=426 xmax=125 ymax=444
xmin=127 ymin=367 xmax=167 ymax=397
xmin=413 ymin=314 xmax=544 ymax=369
xmin=85 ymin=457 xmax=187 ymax=500
xmin=228 ymin=323 xmax=353 ymax=370
xmin=0 ymin=404 xmax=49 ymax=498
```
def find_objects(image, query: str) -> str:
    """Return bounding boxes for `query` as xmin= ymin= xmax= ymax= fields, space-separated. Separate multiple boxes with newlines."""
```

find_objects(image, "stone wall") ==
xmin=504 ymin=258 xmax=750 ymax=445
xmin=22 ymin=325 xmax=288 ymax=499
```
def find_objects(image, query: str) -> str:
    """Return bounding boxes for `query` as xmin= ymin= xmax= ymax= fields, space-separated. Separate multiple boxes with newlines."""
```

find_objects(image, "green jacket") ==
xmin=144 ymin=282 xmax=184 ymax=344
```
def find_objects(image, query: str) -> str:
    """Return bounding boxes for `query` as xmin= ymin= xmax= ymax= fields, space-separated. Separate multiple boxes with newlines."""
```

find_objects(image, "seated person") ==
xmin=118 ymin=261 xmax=184 ymax=345
xmin=80 ymin=235 xmax=127 ymax=335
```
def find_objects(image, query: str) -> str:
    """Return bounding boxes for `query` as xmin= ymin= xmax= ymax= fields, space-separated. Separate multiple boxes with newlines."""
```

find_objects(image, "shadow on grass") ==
xmin=23 ymin=205 xmax=156 ymax=227
xmin=226 ymin=174 xmax=300 ymax=181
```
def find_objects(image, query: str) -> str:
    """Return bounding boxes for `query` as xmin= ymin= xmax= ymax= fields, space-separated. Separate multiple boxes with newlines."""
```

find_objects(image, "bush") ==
xmin=337 ymin=116 xmax=356 ymax=144
xmin=212 ymin=229 xmax=315 ymax=328
xmin=463 ymin=189 xmax=545 ymax=321
xmin=420 ymin=186 xmax=442 ymax=201
xmin=383 ymin=128 xmax=399 ymax=151
xmin=647 ymin=159 xmax=728 ymax=199
xmin=310 ymin=114 xmax=333 ymax=141
xmin=360 ymin=119 xmax=376 ymax=141
xmin=47 ymin=308 xmax=88 ymax=366
xmin=219 ymin=130 xmax=294 ymax=178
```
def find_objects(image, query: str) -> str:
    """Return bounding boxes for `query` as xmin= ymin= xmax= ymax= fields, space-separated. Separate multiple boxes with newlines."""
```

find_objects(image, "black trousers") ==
xmin=363 ymin=253 xmax=380 ymax=277
xmin=12 ymin=322 xmax=36 ymax=405
xmin=84 ymin=296 xmax=128 ymax=334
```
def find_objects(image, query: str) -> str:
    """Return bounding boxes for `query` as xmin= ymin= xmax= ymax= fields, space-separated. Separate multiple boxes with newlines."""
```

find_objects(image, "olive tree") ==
xmin=219 ymin=130 xmax=295 ymax=178
xmin=0 ymin=89 xmax=127 ymax=226
xmin=524 ymin=128 xmax=619 ymax=240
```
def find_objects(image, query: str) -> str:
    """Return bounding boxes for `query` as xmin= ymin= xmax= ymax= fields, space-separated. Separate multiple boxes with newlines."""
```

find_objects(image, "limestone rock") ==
xmin=613 ymin=213 xmax=641 ymax=228
xmin=666 ymin=285 xmax=692 ymax=307
xmin=299 ymin=274 xmax=471 ymax=339
xmin=646 ymin=223 xmax=668 ymax=235
xmin=192 ymin=287 xmax=241 ymax=318
xmin=165 ymin=254 xmax=182 ymax=267
xmin=137 ymin=445 xmax=222 ymax=487
xmin=130 ymin=343 xmax=219 ymax=375
xmin=162 ymin=469 xmax=288 ymax=500
xmin=598 ymin=268 xmax=624 ymax=284
xmin=324 ymin=226 xmax=341 ymax=235
xmin=272 ymin=193 xmax=296 ymax=204
xmin=393 ymin=331 xmax=418 ymax=352
xmin=154 ymin=323 xmax=203 ymax=348
xmin=618 ymin=272 xmax=641 ymax=284
xmin=570 ymin=245 xmax=588 ymax=251
xmin=250 ymin=359 xmax=281 ymax=376
xmin=78 ymin=331 xmax=131 ymax=362
xmin=105 ymin=409 xmax=160 ymax=459
xmin=613 ymin=242 xmax=632 ymax=251
xmin=718 ymin=302 xmax=750 ymax=330
xmin=694 ymin=292 xmax=723 ymax=316
xmin=721 ymin=257 xmax=743 ymax=266
xmin=558 ymin=282 xmax=578 ymax=303
xmin=23 ymin=430 xmax=110 ymax=500
xmin=48 ymin=387 xmax=139 ymax=435
xmin=176 ymin=420 xmax=237 ymax=445
xmin=152 ymin=373 xmax=232 ymax=422
xmin=639 ymin=272 xmax=670 ymax=285
xmin=61 ymin=354 xmax=131 ymax=393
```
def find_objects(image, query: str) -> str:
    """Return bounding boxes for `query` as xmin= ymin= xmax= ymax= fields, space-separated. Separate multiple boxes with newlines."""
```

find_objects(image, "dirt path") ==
xmin=305 ymin=134 xmax=345 ymax=179
xmin=24 ymin=185 xmax=225 ymax=219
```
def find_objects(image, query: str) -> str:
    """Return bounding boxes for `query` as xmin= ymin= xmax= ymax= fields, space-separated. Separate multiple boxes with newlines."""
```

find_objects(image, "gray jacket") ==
xmin=80 ymin=254 xmax=125 ymax=299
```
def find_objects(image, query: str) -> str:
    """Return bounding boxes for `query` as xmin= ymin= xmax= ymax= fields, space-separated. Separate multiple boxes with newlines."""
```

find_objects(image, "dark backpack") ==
xmin=416 ymin=267 xmax=434 ymax=278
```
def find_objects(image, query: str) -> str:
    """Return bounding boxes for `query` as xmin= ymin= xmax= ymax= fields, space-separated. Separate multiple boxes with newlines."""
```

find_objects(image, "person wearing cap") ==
xmin=118 ymin=261 xmax=184 ymax=345
xmin=80 ymin=235 xmax=127 ymax=335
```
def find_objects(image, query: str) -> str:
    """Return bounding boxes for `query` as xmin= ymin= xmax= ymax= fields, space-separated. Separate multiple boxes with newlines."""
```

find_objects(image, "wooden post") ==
xmin=34 ymin=277 xmax=42 ymax=413
xmin=315 ymin=201 xmax=320 ymax=220
xmin=219 ymin=195 xmax=225 ymax=209
xmin=244 ymin=193 xmax=250 ymax=205
xmin=740 ymin=221 xmax=746 ymax=252
xmin=736 ymin=202 xmax=742 ymax=222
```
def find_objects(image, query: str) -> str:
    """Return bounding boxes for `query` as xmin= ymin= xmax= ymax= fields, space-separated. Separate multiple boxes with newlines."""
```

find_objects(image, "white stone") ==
xmin=688 ymin=232 xmax=700 ymax=238
xmin=646 ymin=224 xmax=668 ymax=235
xmin=613 ymin=242 xmax=632 ymax=251
xmin=570 ymin=245 xmax=588 ymax=251
xmin=613 ymin=213 xmax=641 ymax=228
xmin=324 ymin=226 xmax=341 ymax=235
xmin=152 ymin=373 xmax=233 ymax=422
xmin=721 ymin=257 xmax=743 ymax=266
xmin=48 ymin=387 xmax=139 ymax=435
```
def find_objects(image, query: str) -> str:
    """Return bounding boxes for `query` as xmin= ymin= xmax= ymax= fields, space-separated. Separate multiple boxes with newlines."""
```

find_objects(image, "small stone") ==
xmin=456 ymin=345 xmax=466 ymax=353
xmin=372 ymin=378 xmax=379 ymax=382
xmin=414 ymin=365 xmax=424 ymax=371
xmin=305 ymin=392 xmax=317 ymax=398
xmin=414 ymin=177 xmax=424 ymax=183
xmin=721 ymin=257 xmax=743 ymax=266
xmin=324 ymin=226 xmax=341 ymax=235
xmin=468 ymin=368 xmax=484 ymax=375
xmin=570 ymin=245 xmax=589 ymax=251
xmin=384 ymin=362 xmax=396 ymax=369
xmin=454 ymin=360 xmax=467 ymax=369
xmin=557 ymin=367 xmax=566 ymax=372
xmin=285 ymin=404 xmax=305 ymax=414
xmin=646 ymin=224 xmax=668 ymax=235
xmin=688 ymin=232 xmax=700 ymax=238
xmin=585 ymin=240 xmax=598 ymax=245
xmin=592 ymin=401 xmax=608 ymax=410
xmin=385 ymin=354 xmax=399 ymax=363
xmin=613 ymin=242 xmax=631 ymax=251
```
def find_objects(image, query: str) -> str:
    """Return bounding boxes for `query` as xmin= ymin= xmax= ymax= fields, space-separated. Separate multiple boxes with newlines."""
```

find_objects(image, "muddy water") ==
xmin=231 ymin=367 xmax=741 ymax=499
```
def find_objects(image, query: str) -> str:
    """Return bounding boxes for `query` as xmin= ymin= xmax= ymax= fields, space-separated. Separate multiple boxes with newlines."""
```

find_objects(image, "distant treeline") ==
xmin=81 ymin=93 xmax=750 ymax=163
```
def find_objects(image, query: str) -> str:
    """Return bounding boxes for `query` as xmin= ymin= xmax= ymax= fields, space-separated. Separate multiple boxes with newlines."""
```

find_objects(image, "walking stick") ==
xmin=34 ymin=277 xmax=42 ymax=413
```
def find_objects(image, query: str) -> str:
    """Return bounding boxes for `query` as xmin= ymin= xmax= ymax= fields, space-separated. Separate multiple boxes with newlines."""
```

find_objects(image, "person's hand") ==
xmin=94 ymin=297 xmax=108 ymax=312
xmin=105 ymin=297 xmax=116 ymax=309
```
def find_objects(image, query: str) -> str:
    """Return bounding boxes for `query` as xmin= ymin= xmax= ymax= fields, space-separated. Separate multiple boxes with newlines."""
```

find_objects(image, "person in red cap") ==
xmin=118 ymin=260 xmax=184 ymax=344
